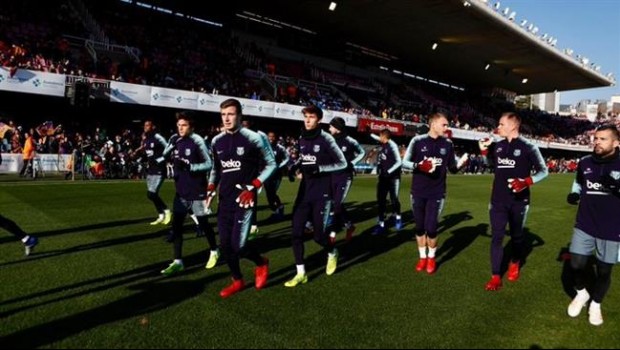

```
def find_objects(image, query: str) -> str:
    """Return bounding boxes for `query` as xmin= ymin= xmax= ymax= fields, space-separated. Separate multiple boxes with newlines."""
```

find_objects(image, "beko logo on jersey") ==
xmin=423 ymin=157 xmax=443 ymax=166
xmin=586 ymin=180 xmax=603 ymax=191
xmin=497 ymin=158 xmax=516 ymax=166
xmin=301 ymin=154 xmax=317 ymax=162
xmin=221 ymin=159 xmax=242 ymax=168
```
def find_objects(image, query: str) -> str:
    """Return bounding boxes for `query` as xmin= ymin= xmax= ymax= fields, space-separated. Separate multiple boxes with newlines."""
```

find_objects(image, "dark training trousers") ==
xmin=489 ymin=201 xmax=529 ymax=275
xmin=377 ymin=176 xmax=401 ymax=222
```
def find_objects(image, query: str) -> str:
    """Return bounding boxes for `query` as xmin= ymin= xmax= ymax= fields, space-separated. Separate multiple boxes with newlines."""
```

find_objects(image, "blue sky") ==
xmin=501 ymin=0 xmax=620 ymax=105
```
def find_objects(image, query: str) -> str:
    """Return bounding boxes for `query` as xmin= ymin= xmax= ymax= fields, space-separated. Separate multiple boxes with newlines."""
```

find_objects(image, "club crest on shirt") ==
xmin=513 ymin=149 xmax=521 ymax=157
xmin=440 ymin=148 xmax=447 ymax=155
xmin=421 ymin=146 xmax=428 ymax=153
xmin=185 ymin=149 xmax=191 ymax=157
xmin=496 ymin=147 xmax=503 ymax=153
xmin=610 ymin=171 xmax=620 ymax=180
xmin=314 ymin=145 xmax=321 ymax=153
xmin=342 ymin=146 xmax=348 ymax=152
xmin=237 ymin=147 xmax=245 ymax=156
xmin=150 ymin=143 xmax=154 ymax=148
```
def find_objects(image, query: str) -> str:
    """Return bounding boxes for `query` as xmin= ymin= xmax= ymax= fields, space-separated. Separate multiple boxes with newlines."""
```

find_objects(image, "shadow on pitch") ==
xmin=435 ymin=222 xmax=487 ymax=270
xmin=0 ymin=218 xmax=154 ymax=244
xmin=0 ymin=270 xmax=225 ymax=348
xmin=558 ymin=244 xmax=598 ymax=300
xmin=0 ymin=247 xmax=223 ymax=314
xmin=498 ymin=228 xmax=546 ymax=277
xmin=0 ymin=223 xmax=210 ymax=268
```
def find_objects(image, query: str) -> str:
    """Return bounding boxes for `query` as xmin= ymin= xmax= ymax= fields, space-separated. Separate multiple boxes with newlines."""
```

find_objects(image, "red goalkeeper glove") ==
xmin=508 ymin=177 xmax=533 ymax=193
xmin=417 ymin=158 xmax=436 ymax=173
xmin=235 ymin=179 xmax=262 ymax=208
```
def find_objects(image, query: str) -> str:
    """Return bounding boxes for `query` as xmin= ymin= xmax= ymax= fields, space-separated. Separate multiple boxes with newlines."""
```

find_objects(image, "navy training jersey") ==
xmin=573 ymin=152 xmax=620 ymax=242
xmin=486 ymin=136 xmax=548 ymax=203
xmin=297 ymin=130 xmax=347 ymax=202
xmin=143 ymin=132 xmax=167 ymax=176
xmin=272 ymin=142 xmax=290 ymax=170
xmin=209 ymin=128 xmax=276 ymax=203
xmin=162 ymin=133 xmax=212 ymax=201
xmin=403 ymin=134 xmax=456 ymax=198
xmin=372 ymin=134 xmax=402 ymax=179
xmin=334 ymin=133 xmax=365 ymax=173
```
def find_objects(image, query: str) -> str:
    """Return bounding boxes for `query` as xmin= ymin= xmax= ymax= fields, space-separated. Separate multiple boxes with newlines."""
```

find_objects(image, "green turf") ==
xmin=0 ymin=174 xmax=618 ymax=348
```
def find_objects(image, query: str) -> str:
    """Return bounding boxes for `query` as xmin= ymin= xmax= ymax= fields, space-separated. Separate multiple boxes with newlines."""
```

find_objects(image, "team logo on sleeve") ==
xmin=314 ymin=145 xmax=321 ymax=153
xmin=513 ymin=149 xmax=521 ymax=157
xmin=440 ymin=148 xmax=447 ymax=155
xmin=185 ymin=149 xmax=191 ymax=157
xmin=237 ymin=147 xmax=245 ymax=156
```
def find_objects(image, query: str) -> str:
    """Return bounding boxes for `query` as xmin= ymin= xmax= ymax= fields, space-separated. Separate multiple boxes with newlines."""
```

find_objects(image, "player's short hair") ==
xmin=501 ymin=112 xmax=521 ymax=125
xmin=175 ymin=111 xmax=195 ymax=127
xmin=380 ymin=128 xmax=391 ymax=139
xmin=429 ymin=112 xmax=448 ymax=124
xmin=220 ymin=98 xmax=243 ymax=115
xmin=596 ymin=124 xmax=620 ymax=140
xmin=302 ymin=105 xmax=323 ymax=119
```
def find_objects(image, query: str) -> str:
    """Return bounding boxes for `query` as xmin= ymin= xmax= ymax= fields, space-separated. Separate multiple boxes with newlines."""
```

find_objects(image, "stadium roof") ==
xmin=160 ymin=0 xmax=614 ymax=95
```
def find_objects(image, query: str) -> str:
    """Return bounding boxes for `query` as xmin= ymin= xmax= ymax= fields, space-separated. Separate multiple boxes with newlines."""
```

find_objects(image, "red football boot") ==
xmin=255 ymin=258 xmax=269 ymax=290
xmin=485 ymin=275 xmax=502 ymax=291
xmin=507 ymin=261 xmax=520 ymax=282
xmin=220 ymin=279 xmax=245 ymax=298
xmin=426 ymin=258 xmax=437 ymax=275
xmin=415 ymin=258 xmax=428 ymax=272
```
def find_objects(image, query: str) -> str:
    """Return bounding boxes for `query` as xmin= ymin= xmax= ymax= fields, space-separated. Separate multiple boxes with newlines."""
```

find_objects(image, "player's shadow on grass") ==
xmin=435 ymin=222 xmax=486 ymax=271
xmin=437 ymin=211 xmax=474 ymax=235
xmin=0 ymin=217 xmax=153 ymax=244
xmin=0 ymin=224 xmax=203 ymax=268
xmin=0 ymin=272 xmax=225 ymax=348
xmin=0 ymin=250 xmax=221 ymax=320
xmin=346 ymin=201 xmax=383 ymax=223
xmin=558 ymin=244 xmax=597 ymax=300
xmin=307 ymin=224 xmax=412 ymax=278
xmin=498 ymin=228 xmax=545 ymax=276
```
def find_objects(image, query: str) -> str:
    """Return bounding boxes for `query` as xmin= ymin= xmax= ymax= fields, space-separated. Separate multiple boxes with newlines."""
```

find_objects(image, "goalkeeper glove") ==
xmin=507 ymin=177 xmax=533 ymax=193
xmin=566 ymin=192 xmax=580 ymax=205
xmin=417 ymin=157 xmax=436 ymax=174
xmin=174 ymin=158 xmax=191 ymax=171
xmin=235 ymin=179 xmax=262 ymax=208
xmin=207 ymin=183 xmax=217 ymax=198
xmin=478 ymin=138 xmax=492 ymax=157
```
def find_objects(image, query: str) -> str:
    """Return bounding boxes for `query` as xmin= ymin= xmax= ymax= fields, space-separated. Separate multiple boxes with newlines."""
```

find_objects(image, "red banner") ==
xmin=357 ymin=118 xmax=405 ymax=136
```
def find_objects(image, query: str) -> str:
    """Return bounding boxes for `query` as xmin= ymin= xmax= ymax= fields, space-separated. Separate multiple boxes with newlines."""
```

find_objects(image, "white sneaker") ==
xmin=588 ymin=301 xmax=603 ymax=326
xmin=567 ymin=289 xmax=590 ymax=317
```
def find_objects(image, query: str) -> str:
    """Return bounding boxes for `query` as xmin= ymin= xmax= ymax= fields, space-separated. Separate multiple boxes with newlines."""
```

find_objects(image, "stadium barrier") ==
xmin=0 ymin=67 xmax=66 ymax=97
xmin=0 ymin=153 xmax=72 ymax=173
xmin=0 ymin=68 xmax=596 ymax=153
